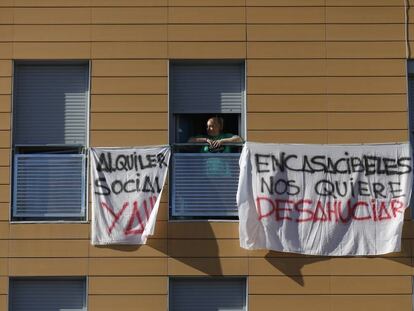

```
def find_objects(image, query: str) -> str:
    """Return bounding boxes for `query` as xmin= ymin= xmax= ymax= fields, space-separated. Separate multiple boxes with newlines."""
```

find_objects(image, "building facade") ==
xmin=0 ymin=0 xmax=413 ymax=310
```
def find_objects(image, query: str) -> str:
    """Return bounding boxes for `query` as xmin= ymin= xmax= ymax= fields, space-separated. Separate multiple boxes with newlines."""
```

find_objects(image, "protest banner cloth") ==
xmin=91 ymin=146 xmax=170 ymax=245
xmin=237 ymin=142 xmax=413 ymax=256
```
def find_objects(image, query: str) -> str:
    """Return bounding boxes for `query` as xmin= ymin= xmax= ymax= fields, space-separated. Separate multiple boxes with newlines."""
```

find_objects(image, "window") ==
xmin=12 ymin=62 xmax=89 ymax=221
xmin=169 ymin=61 xmax=245 ymax=219
xmin=169 ymin=278 xmax=247 ymax=311
xmin=9 ymin=277 xmax=87 ymax=311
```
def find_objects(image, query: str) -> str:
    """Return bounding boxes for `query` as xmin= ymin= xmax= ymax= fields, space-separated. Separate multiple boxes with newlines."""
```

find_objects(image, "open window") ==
xmin=169 ymin=61 xmax=245 ymax=219
xmin=11 ymin=62 xmax=89 ymax=221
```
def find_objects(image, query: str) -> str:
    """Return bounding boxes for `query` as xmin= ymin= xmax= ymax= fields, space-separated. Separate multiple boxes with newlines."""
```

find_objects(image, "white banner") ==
xmin=237 ymin=142 xmax=413 ymax=256
xmin=91 ymin=146 xmax=170 ymax=245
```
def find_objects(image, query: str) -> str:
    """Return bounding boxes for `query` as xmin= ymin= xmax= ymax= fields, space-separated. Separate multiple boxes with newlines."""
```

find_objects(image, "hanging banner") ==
xmin=237 ymin=142 xmax=413 ymax=256
xmin=91 ymin=146 xmax=170 ymax=245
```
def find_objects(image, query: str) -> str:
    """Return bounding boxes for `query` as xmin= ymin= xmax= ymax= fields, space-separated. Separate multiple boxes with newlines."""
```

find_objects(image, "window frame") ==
xmin=10 ymin=60 xmax=91 ymax=223
xmin=168 ymin=60 xmax=247 ymax=221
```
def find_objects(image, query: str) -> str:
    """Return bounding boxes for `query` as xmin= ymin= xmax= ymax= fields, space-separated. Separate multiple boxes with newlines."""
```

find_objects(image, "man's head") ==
xmin=206 ymin=117 xmax=223 ymax=137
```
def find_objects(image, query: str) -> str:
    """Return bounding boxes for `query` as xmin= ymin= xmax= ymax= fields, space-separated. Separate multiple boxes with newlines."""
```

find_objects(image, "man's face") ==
xmin=207 ymin=119 xmax=221 ymax=136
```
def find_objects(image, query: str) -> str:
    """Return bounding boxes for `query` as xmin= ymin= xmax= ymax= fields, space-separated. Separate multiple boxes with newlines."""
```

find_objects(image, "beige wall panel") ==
xmin=249 ymin=295 xmax=327 ymax=311
xmin=168 ymin=42 xmax=246 ymax=59
xmin=249 ymin=276 xmax=330 ymax=294
xmin=326 ymin=59 xmax=406 ymax=77
xmin=0 ymin=203 xmax=9 ymax=221
xmin=91 ymin=25 xmax=166 ymax=42
xmin=0 ymin=167 xmax=9 ymax=184
xmin=9 ymin=258 xmax=88 ymax=276
xmin=9 ymin=240 xmax=88 ymax=258
xmin=327 ymin=42 xmax=404 ymax=58
xmin=89 ymin=258 xmax=167 ymax=275
xmin=89 ymin=295 xmax=167 ymax=311
xmin=330 ymin=258 xmax=411 ymax=275
xmin=0 ymin=62 xmax=11 ymax=77
xmin=0 ymin=296 xmax=6 ymax=311
xmin=331 ymin=295 xmax=411 ymax=311
xmin=247 ymin=130 xmax=328 ymax=143
xmin=0 ymin=78 xmax=10 ymax=94
xmin=14 ymin=8 xmax=91 ymax=24
xmin=168 ymin=257 xmax=248 ymax=275
xmin=326 ymin=7 xmax=404 ymax=23
xmin=168 ymin=25 xmax=245 ymax=41
xmin=91 ymin=95 xmax=167 ymax=112
xmin=0 ymin=44 xmax=12 ymax=59
xmin=247 ymin=60 xmax=325 ymax=77
xmin=89 ymin=276 xmax=167 ymax=294
xmin=247 ymin=0 xmax=325 ymax=5
xmin=168 ymin=239 xmax=246 ymax=257
xmin=170 ymin=0 xmax=244 ymax=5
xmin=327 ymin=95 xmax=407 ymax=112
xmin=168 ymin=222 xmax=239 ymax=239
xmin=10 ymin=224 xmax=89 ymax=239
xmin=13 ymin=25 xmax=91 ymax=42
xmin=0 ymin=259 xmax=6 ymax=275
xmin=0 ymin=222 xmax=8 ymax=239
xmin=0 ymin=277 xmax=6 ymax=294
xmin=247 ymin=95 xmax=327 ymax=112
xmin=91 ymin=113 xmax=167 ymax=130
xmin=0 ymin=26 xmax=12 ymax=42
xmin=327 ymin=0 xmax=403 ymax=5
xmin=168 ymin=7 xmax=245 ymax=24
xmin=92 ymin=77 xmax=167 ymax=94
xmin=91 ymin=42 xmax=167 ymax=59
xmin=327 ymin=77 xmax=406 ymax=94
xmin=0 ymin=185 xmax=9 ymax=202
xmin=90 ymin=130 xmax=168 ymax=146
xmin=327 ymin=130 xmax=408 ymax=143
xmin=247 ymin=7 xmax=324 ymax=24
xmin=248 ymin=25 xmax=325 ymax=41
xmin=0 ymin=9 xmax=12 ymax=24
xmin=13 ymin=43 xmax=91 ymax=59
xmin=92 ymin=60 xmax=167 ymax=77
xmin=249 ymin=113 xmax=328 ymax=130
xmin=331 ymin=276 xmax=411 ymax=294
xmin=248 ymin=77 xmax=325 ymax=94
xmin=0 ymin=240 xmax=7 ymax=257
xmin=89 ymin=239 xmax=167 ymax=258
xmin=0 ymin=95 xmax=11 ymax=112
xmin=248 ymin=42 xmax=325 ymax=59
xmin=327 ymin=24 xmax=404 ymax=41
xmin=90 ymin=0 xmax=167 ymax=6
xmin=328 ymin=112 xmax=407 ymax=130
xmin=14 ymin=0 xmax=92 ymax=6
xmin=0 ymin=149 xmax=10 ymax=166
xmin=92 ymin=8 xmax=167 ymax=24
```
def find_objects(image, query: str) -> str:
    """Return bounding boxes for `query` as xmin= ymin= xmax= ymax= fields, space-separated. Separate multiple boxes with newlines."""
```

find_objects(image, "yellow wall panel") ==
xmin=331 ymin=295 xmax=411 ymax=311
xmin=0 ymin=222 xmax=9 ymax=239
xmin=10 ymin=224 xmax=89 ymax=239
xmin=0 ymin=295 xmax=6 ymax=311
xmin=327 ymin=42 xmax=404 ymax=58
xmin=88 ymin=258 xmax=167 ymax=275
xmin=327 ymin=77 xmax=406 ymax=94
xmin=89 ymin=239 xmax=167 ymax=258
xmin=91 ymin=112 xmax=167 ymax=130
xmin=14 ymin=8 xmax=91 ymax=24
xmin=327 ymin=94 xmax=407 ymax=112
xmin=248 ymin=59 xmax=325 ymax=77
xmin=247 ymin=95 xmax=327 ymax=112
xmin=168 ymin=42 xmax=246 ymax=59
xmin=13 ymin=43 xmax=91 ymax=59
xmin=0 ymin=78 xmax=11 ymax=94
xmin=168 ymin=257 xmax=248 ymax=275
xmin=0 ymin=203 xmax=9 ymax=221
xmin=0 ymin=26 xmax=12 ymax=42
xmin=170 ymin=0 xmax=244 ymax=5
xmin=0 ymin=185 xmax=9 ymax=202
xmin=168 ymin=239 xmax=247 ymax=257
xmin=9 ymin=258 xmax=88 ymax=276
xmin=90 ymin=130 xmax=168 ymax=146
xmin=89 ymin=295 xmax=167 ymax=311
xmin=247 ymin=42 xmax=325 ymax=59
xmin=168 ymin=7 xmax=245 ymax=24
xmin=91 ymin=25 xmax=167 ymax=42
xmin=91 ymin=95 xmax=167 ymax=112
xmin=0 ymin=149 xmax=10 ymax=166
xmin=92 ymin=60 xmax=167 ymax=77
xmin=326 ymin=59 xmax=406 ymax=77
xmin=0 ymin=241 xmax=8 ymax=257
xmin=168 ymin=25 xmax=245 ymax=41
xmin=14 ymin=0 xmax=92 ymax=6
xmin=247 ymin=0 xmax=325 ymax=4
xmin=0 ymin=167 xmax=9 ymax=184
xmin=0 ymin=62 xmax=11 ymax=77
xmin=91 ymin=42 xmax=167 ymax=59
xmin=89 ymin=276 xmax=167 ymax=294
xmin=249 ymin=295 xmax=329 ymax=311
xmin=247 ymin=7 xmax=324 ymax=23
xmin=0 ymin=9 xmax=13 ymax=24
xmin=92 ymin=77 xmax=167 ymax=94
xmin=0 ymin=259 xmax=7 ymax=275
xmin=327 ymin=0 xmax=403 ymax=5
xmin=0 ymin=277 xmax=7 ymax=294
xmin=247 ymin=130 xmax=328 ymax=144
xmin=90 ymin=0 xmax=167 ymax=6
xmin=91 ymin=8 xmax=167 ymax=24
xmin=168 ymin=222 xmax=239 ymax=239
xmin=330 ymin=276 xmax=412 ymax=294
xmin=330 ymin=258 xmax=412 ymax=275
xmin=326 ymin=7 xmax=404 ymax=23
xmin=13 ymin=25 xmax=91 ymax=42
xmin=9 ymin=240 xmax=89 ymax=258
xmin=327 ymin=24 xmax=404 ymax=41
xmin=0 ymin=44 xmax=12 ymax=59
xmin=327 ymin=112 xmax=407 ymax=130
xmin=0 ymin=95 xmax=11 ymax=112
xmin=249 ymin=276 xmax=331 ymax=294
xmin=249 ymin=113 xmax=328 ymax=130
xmin=248 ymin=25 xmax=325 ymax=41
xmin=327 ymin=130 xmax=408 ymax=143
xmin=248 ymin=77 xmax=325 ymax=94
